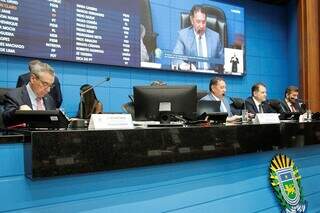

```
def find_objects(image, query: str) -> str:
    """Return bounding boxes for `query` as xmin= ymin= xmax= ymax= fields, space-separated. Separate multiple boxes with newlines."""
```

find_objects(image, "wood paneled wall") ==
xmin=298 ymin=0 xmax=320 ymax=111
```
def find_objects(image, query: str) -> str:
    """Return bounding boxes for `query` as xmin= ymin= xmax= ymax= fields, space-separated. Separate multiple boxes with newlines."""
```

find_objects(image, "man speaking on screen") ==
xmin=172 ymin=5 xmax=224 ymax=71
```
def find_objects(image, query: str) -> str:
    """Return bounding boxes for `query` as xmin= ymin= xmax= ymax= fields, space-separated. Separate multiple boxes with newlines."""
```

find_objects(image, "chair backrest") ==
xmin=122 ymin=102 xmax=135 ymax=119
xmin=181 ymin=5 xmax=227 ymax=48
xmin=230 ymin=97 xmax=244 ymax=109
xmin=268 ymin=99 xmax=283 ymax=113
xmin=230 ymin=97 xmax=244 ymax=116
xmin=140 ymin=0 xmax=158 ymax=61
xmin=197 ymin=90 xmax=208 ymax=101
xmin=0 ymin=88 xmax=12 ymax=128
xmin=0 ymin=88 xmax=11 ymax=105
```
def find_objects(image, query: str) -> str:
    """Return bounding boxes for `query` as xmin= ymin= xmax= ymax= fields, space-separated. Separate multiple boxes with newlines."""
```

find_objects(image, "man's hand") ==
xmin=19 ymin=105 xmax=32 ymax=110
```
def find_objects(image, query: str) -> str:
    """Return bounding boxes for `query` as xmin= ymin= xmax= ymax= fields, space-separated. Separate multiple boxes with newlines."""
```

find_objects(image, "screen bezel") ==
xmin=133 ymin=85 xmax=197 ymax=121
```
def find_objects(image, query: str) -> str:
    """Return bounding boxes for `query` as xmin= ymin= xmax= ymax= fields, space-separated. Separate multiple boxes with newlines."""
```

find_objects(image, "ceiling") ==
xmin=253 ymin=0 xmax=290 ymax=5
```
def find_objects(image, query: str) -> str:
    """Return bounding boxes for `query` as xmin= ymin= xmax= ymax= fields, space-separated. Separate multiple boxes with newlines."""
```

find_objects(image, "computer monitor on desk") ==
xmin=133 ymin=85 xmax=197 ymax=122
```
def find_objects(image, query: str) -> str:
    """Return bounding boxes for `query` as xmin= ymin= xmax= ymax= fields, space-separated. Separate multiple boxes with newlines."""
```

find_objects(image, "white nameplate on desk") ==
xmin=88 ymin=114 xmax=134 ymax=130
xmin=254 ymin=113 xmax=280 ymax=124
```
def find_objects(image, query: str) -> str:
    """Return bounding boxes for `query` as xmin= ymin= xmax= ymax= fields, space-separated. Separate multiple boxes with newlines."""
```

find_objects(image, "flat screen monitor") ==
xmin=15 ymin=110 xmax=69 ymax=129
xmin=133 ymin=85 xmax=197 ymax=121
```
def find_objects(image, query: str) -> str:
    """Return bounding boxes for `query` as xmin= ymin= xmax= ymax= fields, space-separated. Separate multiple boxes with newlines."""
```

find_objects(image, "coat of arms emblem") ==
xmin=269 ymin=154 xmax=307 ymax=213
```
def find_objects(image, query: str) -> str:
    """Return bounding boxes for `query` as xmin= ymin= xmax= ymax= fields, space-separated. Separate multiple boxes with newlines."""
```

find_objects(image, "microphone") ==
xmin=80 ymin=77 xmax=111 ymax=96
xmin=295 ymin=99 xmax=307 ymax=112
xmin=79 ymin=76 xmax=111 ymax=119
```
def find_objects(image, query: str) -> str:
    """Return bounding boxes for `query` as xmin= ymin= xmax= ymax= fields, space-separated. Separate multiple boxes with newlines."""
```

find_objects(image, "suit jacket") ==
xmin=200 ymin=93 xmax=233 ymax=116
xmin=16 ymin=72 xmax=63 ymax=108
xmin=245 ymin=97 xmax=274 ymax=114
xmin=2 ymin=86 xmax=56 ymax=126
xmin=173 ymin=27 xmax=224 ymax=69
xmin=280 ymin=100 xmax=306 ymax=114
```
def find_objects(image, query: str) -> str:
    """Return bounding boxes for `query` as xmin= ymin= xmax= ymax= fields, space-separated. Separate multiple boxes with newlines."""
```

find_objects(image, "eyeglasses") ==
xmin=33 ymin=74 xmax=55 ymax=89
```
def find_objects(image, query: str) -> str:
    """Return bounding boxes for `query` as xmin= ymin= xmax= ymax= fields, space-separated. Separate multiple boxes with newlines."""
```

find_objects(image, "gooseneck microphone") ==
xmin=79 ymin=77 xmax=111 ymax=119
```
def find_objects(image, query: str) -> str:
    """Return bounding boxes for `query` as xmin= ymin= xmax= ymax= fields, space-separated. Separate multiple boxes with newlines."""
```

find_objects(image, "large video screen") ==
xmin=0 ymin=0 xmax=244 ymax=76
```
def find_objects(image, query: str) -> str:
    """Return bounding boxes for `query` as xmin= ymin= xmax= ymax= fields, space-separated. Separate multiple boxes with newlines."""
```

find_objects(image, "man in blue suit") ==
xmin=201 ymin=77 xmax=241 ymax=122
xmin=173 ymin=5 xmax=224 ymax=71
xmin=3 ymin=62 xmax=56 ymax=126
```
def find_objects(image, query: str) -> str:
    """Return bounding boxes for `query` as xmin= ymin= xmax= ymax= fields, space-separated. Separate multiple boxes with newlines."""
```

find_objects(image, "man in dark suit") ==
xmin=16 ymin=60 xmax=62 ymax=108
xmin=245 ymin=83 xmax=274 ymax=114
xmin=280 ymin=86 xmax=306 ymax=113
xmin=3 ymin=62 xmax=56 ymax=126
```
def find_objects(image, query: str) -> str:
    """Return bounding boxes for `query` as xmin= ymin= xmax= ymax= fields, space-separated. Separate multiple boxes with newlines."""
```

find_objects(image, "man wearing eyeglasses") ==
xmin=2 ymin=62 xmax=57 ymax=126
xmin=16 ymin=59 xmax=63 ymax=108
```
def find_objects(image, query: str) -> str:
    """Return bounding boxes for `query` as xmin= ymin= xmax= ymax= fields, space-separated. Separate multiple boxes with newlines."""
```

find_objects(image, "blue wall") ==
xmin=0 ymin=0 xmax=298 ymax=117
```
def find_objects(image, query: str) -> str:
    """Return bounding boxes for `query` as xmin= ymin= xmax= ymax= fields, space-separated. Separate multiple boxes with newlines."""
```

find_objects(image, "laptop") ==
xmin=279 ymin=112 xmax=300 ymax=121
xmin=15 ymin=110 xmax=69 ymax=129
xmin=197 ymin=100 xmax=228 ymax=123
xmin=197 ymin=100 xmax=221 ymax=119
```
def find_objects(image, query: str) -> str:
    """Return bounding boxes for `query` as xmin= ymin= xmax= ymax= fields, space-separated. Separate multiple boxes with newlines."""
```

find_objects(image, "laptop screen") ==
xmin=15 ymin=110 xmax=69 ymax=129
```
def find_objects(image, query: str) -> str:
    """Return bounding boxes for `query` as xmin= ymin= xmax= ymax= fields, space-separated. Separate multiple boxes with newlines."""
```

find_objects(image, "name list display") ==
xmin=0 ymin=0 xmax=140 ymax=66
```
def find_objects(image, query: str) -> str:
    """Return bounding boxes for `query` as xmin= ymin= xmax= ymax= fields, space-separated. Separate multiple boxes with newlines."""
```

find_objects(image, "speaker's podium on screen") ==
xmin=133 ymin=85 xmax=197 ymax=124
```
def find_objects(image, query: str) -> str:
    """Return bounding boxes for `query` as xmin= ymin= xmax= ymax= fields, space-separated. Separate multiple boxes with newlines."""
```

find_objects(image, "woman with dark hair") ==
xmin=77 ymin=84 xmax=103 ymax=119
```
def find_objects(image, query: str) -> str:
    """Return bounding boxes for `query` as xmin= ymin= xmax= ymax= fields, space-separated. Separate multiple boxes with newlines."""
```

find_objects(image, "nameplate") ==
xmin=88 ymin=114 xmax=134 ymax=130
xmin=254 ymin=113 xmax=280 ymax=124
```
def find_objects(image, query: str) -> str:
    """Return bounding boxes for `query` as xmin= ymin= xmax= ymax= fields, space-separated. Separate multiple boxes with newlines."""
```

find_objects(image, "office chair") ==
xmin=140 ymin=0 xmax=158 ymax=62
xmin=180 ymin=4 xmax=228 ymax=48
xmin=122 ymin=102 xmax=135 ymax=119
xmin=197 ymin=90 xmax=208 ymax=101
xmin=268 ymin=99 xmax=283 ymax=113
xmin=230 ymin=97 xmax=244 ymax=115
xmin=121 ymin=95 xmax=135 ymax=118
xmin=0 ymin=88 xmax=11 ymax=128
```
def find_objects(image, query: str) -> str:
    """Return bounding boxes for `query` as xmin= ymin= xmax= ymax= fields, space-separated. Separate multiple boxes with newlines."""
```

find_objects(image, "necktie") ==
xmin=258 ymin=104 xmax=264 ymax=113
xmin=36 ymin=97 xmax=45 ymax=110
xmin=290 ymin=104 xmax=296 ymax=112
xmin=198 ymin=36 xmax=203 ymax=69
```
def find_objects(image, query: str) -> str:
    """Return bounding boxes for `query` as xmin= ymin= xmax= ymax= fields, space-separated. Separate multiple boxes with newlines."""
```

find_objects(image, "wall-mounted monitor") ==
xmin=0 ymin=0 xmax=244 ymax=75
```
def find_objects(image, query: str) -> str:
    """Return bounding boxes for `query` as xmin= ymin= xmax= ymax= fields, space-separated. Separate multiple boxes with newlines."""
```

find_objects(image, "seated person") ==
xmin=3 ymin=62 xmax=56 ymax=126
xmin=172 ymin=5 xmax=224 ymax=71
xmin=201 ymin=77 xmax=240 ymax=122
xmin=281 ymin=86 xmax=306 ymax=114
xmin=16 ymin=59 xmax=63 ymax=108
xmin=245 ymin=83 xmax=274 ymax=114
xmin=77 ymin=84 xmax=103 ymax=119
